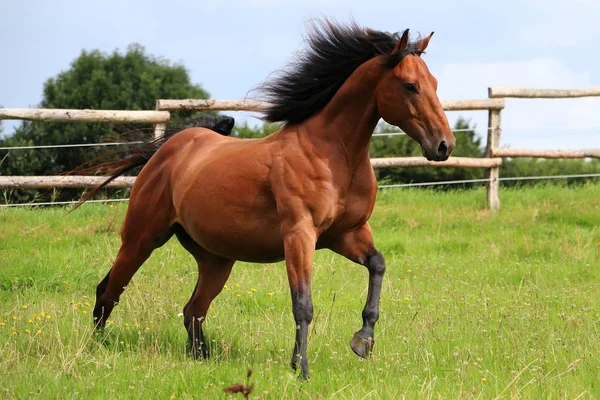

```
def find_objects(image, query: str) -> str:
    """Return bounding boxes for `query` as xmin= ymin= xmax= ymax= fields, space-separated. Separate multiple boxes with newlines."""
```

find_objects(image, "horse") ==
xmin=78 ymin=19 xmax=455 ymax=379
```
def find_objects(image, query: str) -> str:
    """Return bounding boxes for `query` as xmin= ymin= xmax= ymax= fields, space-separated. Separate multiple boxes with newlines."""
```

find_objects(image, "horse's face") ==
xmin=376 ymin=32 xmax=455 ymax=161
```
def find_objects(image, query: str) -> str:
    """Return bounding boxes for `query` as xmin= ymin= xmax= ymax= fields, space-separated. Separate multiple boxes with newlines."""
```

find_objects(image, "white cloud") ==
xmin=513 ymin=0 xmax=600 ymax=48
xmin=435 ymin=58 xmax=600 ymax=150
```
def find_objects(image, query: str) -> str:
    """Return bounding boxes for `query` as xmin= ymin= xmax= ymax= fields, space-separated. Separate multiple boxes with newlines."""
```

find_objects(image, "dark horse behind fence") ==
xmin=75 ymin=19 xmax=455 ymax=379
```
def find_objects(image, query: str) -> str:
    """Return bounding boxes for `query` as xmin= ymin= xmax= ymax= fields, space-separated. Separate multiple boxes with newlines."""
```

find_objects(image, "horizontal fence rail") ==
xmin=0 ymin=108 xmax=170 ymax=123
xmin=489 ymin=87 xmax=600 ymax=99
xmin=156 ymin=98 xmax=506 ymax=112
xmin=370 ymin=157 xmax=502 ymax=169
xmin=0 ymin=157 xmax=501 ymax=189
xmin=0 ymin=176 xmax=136 ymax=189
xmin=493 ymin=148 xmax=600 ymax=158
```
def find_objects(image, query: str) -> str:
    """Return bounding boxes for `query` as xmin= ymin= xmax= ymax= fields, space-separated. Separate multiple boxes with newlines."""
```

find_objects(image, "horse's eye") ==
xmin=403 ymin=83 xmax=418 ymax=93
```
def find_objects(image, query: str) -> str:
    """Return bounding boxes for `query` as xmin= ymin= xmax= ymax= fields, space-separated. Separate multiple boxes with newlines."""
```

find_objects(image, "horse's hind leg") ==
xmin=175 ymin=226 xmax=234 ymax=359
xmin=93 ymin=202 xmax=174 ymax=328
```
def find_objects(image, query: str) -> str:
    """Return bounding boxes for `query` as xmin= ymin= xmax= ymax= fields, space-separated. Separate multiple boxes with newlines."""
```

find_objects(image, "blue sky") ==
xmin=1 ymin=0 xmax=599 ymax=149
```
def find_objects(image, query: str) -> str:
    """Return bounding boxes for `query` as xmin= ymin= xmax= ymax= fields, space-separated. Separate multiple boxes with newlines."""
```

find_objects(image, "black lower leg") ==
xmin=93 ymin=270 xmax=112 ymax=328
xmin=185 ymin=316 xmax=208 ymax=359
xmin=290 ymin=287 xmax=313 ymax=379
xmin=351 ymin=251 xmax=386 ymax=358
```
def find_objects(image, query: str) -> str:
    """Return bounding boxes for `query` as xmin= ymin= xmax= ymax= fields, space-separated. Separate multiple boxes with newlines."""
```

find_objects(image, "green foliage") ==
xmin=1 ymin=184 xmax=600 ymax=398
xmin=232 ymin=121 xmax=282 ymax=138
xmin=0 ymin=44 xmax=209 ymax=202
xmin=501 ymin=157 xmax=600 ymax=186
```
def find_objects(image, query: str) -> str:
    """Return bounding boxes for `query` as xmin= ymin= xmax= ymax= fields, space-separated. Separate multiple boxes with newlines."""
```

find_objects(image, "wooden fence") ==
xmin=1 ymin=87 xmax=599 ymax=209
xmin=0 ymin=98 xmax=504 ymax=187
xmin=484 ymin=87 xmax=600 ymax=209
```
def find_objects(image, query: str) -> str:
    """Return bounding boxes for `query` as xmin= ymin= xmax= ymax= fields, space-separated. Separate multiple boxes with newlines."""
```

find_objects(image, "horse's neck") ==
xmin=304 ymin=58 xmax=382 ymax=165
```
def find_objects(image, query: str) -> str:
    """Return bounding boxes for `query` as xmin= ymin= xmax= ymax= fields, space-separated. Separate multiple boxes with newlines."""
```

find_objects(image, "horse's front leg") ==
xmin=329 ymin=222 xmax=386 ymax=358
xmin=282 ymin=220 xmax=317 ymax=380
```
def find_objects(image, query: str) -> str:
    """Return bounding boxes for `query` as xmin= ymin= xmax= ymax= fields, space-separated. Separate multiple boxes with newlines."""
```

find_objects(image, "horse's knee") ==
xmin=366 ymin=251 xmax=386 ymax=276
xmin=293 ymin=292 xmax=313 ymax=325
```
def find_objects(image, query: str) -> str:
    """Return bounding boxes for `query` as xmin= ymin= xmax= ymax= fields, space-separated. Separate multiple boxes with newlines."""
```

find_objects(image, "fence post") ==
xmin=485 ymin=108 xmax=502 ymax=210
xmin=153 ymin=100 xmax=167 ymax=140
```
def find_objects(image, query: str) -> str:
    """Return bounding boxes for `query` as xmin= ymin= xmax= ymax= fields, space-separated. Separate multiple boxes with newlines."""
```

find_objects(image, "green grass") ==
xmin=1 ymin=184 xmax=600 ymax=399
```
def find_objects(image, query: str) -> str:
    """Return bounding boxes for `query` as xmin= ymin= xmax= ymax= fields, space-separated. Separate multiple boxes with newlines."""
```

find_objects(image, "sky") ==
xmin=1 ymin=0 xmax=599 ymax=150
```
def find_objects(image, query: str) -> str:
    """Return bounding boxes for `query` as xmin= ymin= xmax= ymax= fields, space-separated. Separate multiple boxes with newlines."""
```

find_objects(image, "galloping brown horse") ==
xmin=81 ymin=20 xmax=455 ymax=379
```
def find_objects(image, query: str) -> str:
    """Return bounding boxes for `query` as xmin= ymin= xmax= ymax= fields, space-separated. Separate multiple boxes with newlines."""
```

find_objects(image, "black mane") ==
xmin=253 ymin=19 xmax=422 ymax=126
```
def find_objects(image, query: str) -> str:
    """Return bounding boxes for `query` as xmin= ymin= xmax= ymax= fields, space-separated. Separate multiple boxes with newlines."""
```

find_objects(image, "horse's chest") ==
xmin=326 ymin=180 xmax=376 ymax=234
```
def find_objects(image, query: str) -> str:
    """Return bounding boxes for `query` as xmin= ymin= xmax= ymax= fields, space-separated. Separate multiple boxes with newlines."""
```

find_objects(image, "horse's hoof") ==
xmin=350 ymin=331 xmax=374 ymax=359
xmin=93 ymin=315 xmax=105 ymax=330
xmin=189 ymin=342 xmax=209 ymax=360
xmin=300 ymin=370 xmax=309 ymax=380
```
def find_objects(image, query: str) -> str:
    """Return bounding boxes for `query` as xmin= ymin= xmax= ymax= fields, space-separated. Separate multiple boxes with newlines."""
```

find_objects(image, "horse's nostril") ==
xmin=437 ymin=140 xmax=448 ymax=157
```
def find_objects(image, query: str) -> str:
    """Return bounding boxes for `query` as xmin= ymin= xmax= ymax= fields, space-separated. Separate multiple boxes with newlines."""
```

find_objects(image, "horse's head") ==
xmin=376 ymin=30 xmax=455 ymax=161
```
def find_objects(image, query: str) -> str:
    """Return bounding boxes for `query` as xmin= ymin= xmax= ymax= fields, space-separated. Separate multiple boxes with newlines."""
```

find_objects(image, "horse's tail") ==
xmin=68 ymin=114 xmax=235 ymax=211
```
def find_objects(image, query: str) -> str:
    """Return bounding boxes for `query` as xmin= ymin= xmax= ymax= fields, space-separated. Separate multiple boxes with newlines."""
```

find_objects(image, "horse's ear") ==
xmin=416 ymin=32 xmax=434 ymax=54
xmin=391 ymin=29 xmax=410 ymax=54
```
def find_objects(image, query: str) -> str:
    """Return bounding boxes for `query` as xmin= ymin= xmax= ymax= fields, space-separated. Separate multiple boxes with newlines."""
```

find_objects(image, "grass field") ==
xmin=1 ymin=183 xmax=600 ymax=399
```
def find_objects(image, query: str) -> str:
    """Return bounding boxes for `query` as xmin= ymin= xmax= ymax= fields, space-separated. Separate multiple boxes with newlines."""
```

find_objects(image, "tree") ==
xmin=232 ymin=121 xmax=282 ymax=138
xmin=0 ymin=44 xmax=210 ymax=201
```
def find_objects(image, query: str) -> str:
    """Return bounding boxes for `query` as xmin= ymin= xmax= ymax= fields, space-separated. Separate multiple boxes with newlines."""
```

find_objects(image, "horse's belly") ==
xmin=176 ymin=180 xmax=285 ymax=263
xmin=188 ymin=220 xmax=285 ymax=263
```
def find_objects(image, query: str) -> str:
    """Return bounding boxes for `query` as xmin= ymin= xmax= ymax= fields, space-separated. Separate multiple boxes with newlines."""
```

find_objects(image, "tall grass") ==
xmin=1 ymin=183 xmax=599 ymax=398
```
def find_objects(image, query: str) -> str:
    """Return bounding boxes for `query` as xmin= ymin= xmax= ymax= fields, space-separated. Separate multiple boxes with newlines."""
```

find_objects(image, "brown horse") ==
xmin=80 ymin=19 xmax=455 ymax=379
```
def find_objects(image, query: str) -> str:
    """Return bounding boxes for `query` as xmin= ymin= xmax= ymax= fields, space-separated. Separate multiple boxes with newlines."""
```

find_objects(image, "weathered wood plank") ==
xmin=156 ymin=99 xmax=505 ymax=112
xmin=493 ymin=148 xmax=600 ymax=158
xmin=489 ymin=87 xmax=600 ymax=98
xmin=485 ymin=109 xmax=502 ymax=210
xmin=370 ymin=157 xmax=502 ymax=168
xmin=0 ymin=109 xmax=170 ymax=123
xmin=0 ymin=176 xmax=136 ymax=189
